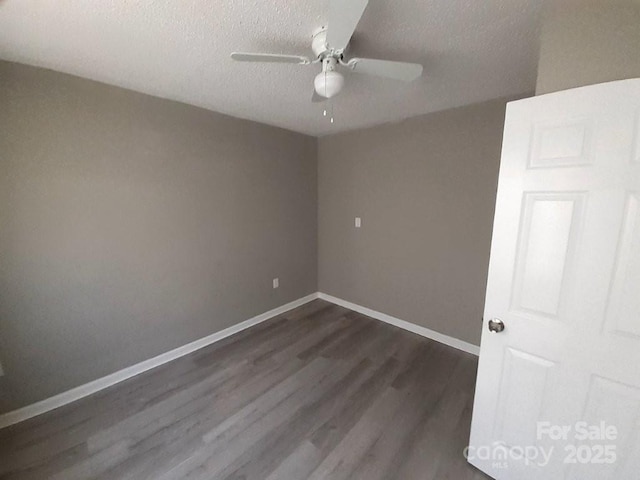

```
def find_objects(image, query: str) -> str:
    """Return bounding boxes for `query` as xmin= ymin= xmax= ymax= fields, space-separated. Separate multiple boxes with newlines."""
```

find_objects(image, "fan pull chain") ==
xmin=321 ymin=102 xmax=334 ymax=124
xmin=320 ymin=93 xmax=335 ymax=125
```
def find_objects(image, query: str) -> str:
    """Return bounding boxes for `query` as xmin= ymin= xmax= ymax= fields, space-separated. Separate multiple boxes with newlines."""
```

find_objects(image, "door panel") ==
xmin=605 ymin=192 xmax=640 ymax=338
xmin=530 ymin=120 xmax=592 ymax=168
xmin=567 ymin=376 xmax=640 ymax=480
xmin=469 ymin=79 xmax=640 ymax=480
xmin=512 ymin=193 xmax=584 ymax=319
xmin=634 ymin=113 xmax=640 ymax=163
xmin=494 ymin=348 xmax=555 ymax=447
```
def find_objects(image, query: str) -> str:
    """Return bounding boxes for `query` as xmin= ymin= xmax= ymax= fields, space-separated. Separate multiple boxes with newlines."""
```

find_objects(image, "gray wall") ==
xmin=318 ymin=98 xmax=512 ymax=346
xmin=536 ymin=0 xmax=640 ymax=95
xmin=0 ymin=61 xmax=318 ymax=413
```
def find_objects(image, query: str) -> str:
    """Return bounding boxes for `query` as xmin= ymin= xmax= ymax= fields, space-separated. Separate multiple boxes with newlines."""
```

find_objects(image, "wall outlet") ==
xmin=355 ymin=217 xmax=362 ymax=228
xmin=273 ymin=278 xmax=279 ymax=289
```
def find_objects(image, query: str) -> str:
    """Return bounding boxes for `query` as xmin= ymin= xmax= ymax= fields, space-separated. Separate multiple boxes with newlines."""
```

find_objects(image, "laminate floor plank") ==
xmin=392 ymin=353 xmax=486 ymax=480
xmin=216 ymin=331 xmax=409 ymax=480
xmin=0 ymin=299 xmax=489 ymax=479
xmin=2 ymin=304 xmax=345 ymax=463
xmin=168 ymin=324 xmax=400 ymax=480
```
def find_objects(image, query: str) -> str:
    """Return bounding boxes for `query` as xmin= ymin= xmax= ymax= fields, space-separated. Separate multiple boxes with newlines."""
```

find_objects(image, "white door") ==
xmin=469 ymin=79 xmax=640 ymax=480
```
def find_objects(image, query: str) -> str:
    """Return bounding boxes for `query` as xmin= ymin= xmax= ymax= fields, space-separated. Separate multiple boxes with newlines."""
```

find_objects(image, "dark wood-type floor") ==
xmin=0 ymin=300 xmax=490 ymax=480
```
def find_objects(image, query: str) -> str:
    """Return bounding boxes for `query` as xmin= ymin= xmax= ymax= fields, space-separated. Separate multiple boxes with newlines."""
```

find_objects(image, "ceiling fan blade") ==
xmin=230 ymin=52 xmax=311 ymax=65
xmin=326 ymin=0 xmax=369 ymax=52
xmin=346 ymin=58 xmax=423 ymax=81
xmin=312 ymin=90 xmax=327 ymax=103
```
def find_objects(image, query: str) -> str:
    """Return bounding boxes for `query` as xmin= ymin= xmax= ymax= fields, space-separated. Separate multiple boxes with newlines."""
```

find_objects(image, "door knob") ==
xmin=488 ymin=318 xmax=505 ymax=333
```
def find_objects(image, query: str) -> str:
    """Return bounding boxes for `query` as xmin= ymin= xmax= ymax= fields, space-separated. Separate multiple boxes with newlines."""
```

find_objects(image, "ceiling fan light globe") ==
xmin=314 ymin=70 xmax=344 ymax=99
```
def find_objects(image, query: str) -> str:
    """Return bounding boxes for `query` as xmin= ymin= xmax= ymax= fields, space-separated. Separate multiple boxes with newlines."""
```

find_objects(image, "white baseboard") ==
xmin=0 ymin=292 xmax=319 ymax=430
xmin=318 ymin=292 xmax=480 ymax=356
xmin=0 ymin=290 xmax=478 ymax=429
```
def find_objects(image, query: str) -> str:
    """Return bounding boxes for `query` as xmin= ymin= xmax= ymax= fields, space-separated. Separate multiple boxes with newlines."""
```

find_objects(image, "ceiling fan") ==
xmin=230 ymin=0 xmax=423 ymax=102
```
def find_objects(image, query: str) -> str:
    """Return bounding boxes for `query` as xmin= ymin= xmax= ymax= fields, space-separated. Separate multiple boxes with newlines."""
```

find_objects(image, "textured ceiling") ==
xmin=0 ymin=0 xmax=544 ymax=136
